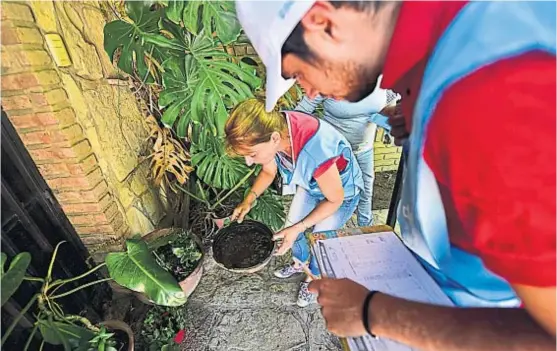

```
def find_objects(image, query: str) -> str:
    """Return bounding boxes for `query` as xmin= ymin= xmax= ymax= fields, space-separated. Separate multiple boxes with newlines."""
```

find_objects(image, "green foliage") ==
xmin=105 ymin=239 xmax=187 ymax=307
xmin=86 ymin=326 xmax=118 ymax=351
xmin=167 ymin=0 xmax=241 ymax=44
xmin=140 ymin=305 xmax=188 ymax=351
xmin=1 ymin=252 xmax=31 ymax=306
xmin=152 ymin=230 xmax=203 ymax=281
xmin=1 ymin=244 xmax=120 ymax=350
xmin=38 ymin=320 xmax=95 ymax=349
xmin=247 ymin=188 xmax=286 ymax=232
xmin=104 ymin=0 xmax=285 ymax=234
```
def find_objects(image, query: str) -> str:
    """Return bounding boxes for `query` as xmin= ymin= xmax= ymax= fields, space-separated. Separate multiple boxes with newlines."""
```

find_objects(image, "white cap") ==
xmin=236 ymin=1 xmax=316 ymax=112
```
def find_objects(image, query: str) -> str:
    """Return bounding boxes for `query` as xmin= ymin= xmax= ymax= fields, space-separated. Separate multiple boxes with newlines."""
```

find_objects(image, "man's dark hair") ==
xmin=281 ymin=1 xmax=388 ymax=62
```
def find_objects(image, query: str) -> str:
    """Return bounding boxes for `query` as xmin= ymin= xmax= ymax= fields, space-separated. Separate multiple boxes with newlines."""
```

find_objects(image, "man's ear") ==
xmin=300 ymin=2 xmax=336 ymax=34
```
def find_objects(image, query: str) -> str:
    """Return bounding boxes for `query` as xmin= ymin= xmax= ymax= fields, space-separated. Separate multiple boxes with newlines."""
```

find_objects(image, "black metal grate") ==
xmin=1 ymin=109 xmax=109 ymax=349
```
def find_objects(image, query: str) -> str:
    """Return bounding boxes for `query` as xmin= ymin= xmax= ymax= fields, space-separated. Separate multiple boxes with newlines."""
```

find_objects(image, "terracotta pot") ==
xmin=111 ymin=228 xmax=204 ymax=305
xmin=100 ymin=320 xmax=134 ymax=351
xmin=212 ymin=219 xmax=275 ymax=274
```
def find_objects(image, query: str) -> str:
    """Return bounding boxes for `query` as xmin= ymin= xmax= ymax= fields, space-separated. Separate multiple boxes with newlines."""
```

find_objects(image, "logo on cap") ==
xmin=279 ymin=1 xmax=294 ymax=19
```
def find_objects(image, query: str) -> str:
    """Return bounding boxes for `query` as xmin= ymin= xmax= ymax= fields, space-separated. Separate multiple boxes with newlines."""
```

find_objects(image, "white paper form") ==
xmin=313 ymin=232 xmax=454 ymax=351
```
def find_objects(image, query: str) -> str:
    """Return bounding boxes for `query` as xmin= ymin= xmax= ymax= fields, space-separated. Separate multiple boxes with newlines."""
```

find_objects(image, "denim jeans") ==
xmin=354 ymin=148 xmax=374 ymax=227
xmin=285 ymin=187 xmax=360 ymax=276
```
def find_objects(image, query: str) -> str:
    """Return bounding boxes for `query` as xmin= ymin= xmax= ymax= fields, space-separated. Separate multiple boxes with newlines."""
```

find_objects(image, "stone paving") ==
xmin=180 ymin=209 xmax=392 ymax=351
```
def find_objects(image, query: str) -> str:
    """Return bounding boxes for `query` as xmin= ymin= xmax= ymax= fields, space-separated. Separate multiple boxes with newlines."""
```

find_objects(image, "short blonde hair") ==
xmin=224 ymin=98 xmax=287 ymax=155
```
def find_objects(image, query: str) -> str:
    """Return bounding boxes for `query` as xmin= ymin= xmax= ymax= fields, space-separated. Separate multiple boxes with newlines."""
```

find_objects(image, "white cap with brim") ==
xmin=236 ymin=1 xmax=316 ymax=112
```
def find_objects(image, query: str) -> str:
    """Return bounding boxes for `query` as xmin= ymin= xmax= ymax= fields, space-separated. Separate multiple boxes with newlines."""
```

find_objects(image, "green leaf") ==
xmin=248 ymin=189 xmax=285 ymax=232
xmin=183 ymin=1 xmax=201 ymax=34
xmin=166 ymin=0 xmax=185 ymax=24
xmin=105 ymin=239 xmax=187 ymax=306
xmin=159 ymin=34 xmax=260 ymax=136
xmin=104 ymin=1 xmax=176 ymax=79
xmin=1 ymin=252 xmax=31 ymax=306
xmin=159 ymin=56 xmax=196 ymax=131
xmin=38 ymin=320 xmax=94 ymax=349
xmin=191 ymin=139 xmax=250 ymax=190
xmin=189 ymin=34 xmax=260 ymax=135
xmin=1 ymin=253 xmax=6 ymax=273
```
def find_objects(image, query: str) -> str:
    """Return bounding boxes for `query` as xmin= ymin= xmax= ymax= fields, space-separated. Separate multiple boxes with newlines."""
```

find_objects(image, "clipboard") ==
xmin=311 ymin=226 xmax=453 ymax=351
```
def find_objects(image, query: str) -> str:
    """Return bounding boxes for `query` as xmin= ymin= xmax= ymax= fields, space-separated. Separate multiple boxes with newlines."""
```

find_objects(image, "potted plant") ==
xmin=212 ymin=219 xmax=275 ymax=274
xmin=132 ymin=228 xmax=204 ymax=304
xmin=138 ymin=304 xmax=188 ymax=351
xmin=1 ymin=243 xmax=135 ymax=350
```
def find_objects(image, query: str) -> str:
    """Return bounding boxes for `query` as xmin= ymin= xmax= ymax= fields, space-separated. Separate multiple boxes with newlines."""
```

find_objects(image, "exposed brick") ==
xmin=109 ymin=211 xmax=125 ymax=232
xmin=47 ymin=167 xmax=103 ymax=190
xmin=1 ymin=3 xmax=34 ymax=22
xmin=37 ymin=163 xmax=70 ymax=178
xmin=1 ymin=24 xmax=18 ymax=45
xmin=375 ymin=147 xmax=394 ymax=155
xmin=103 ymin=202 xmax=119 ymax=222
xmin=80 ymin=233 xmax=119 ymax=245
xmin=385 ymin=153 xmax=401 ymax=160
xmin=373 ymin=154 xmax=385 ymax=162
xmin=1 ymin=72 xmax=39 ymax=90
xmin=61 ymin=201 xmax=103 ymax=215
xmin=30 ymin=88 xmax=67 ymax=107
xmin=28 ymin=140 xmax=91 ymax=163
xmin=74 ymin=225 xmax=116 ymax=236
xmin=375 ymin=159 xmax=396 ymax=167
xmin=68 ymin=213 xmax=110 ymax=226
xmin=19 ymin=129 xmax=50 ymax=145
xmin=7 ymin=113 xmax=41 ymax=128
xmin=1 ymin=49 xmax=53 ymax=72
xmin=20 ymin=125 xmax=81 ymax=146
xmin=1 ymin=94 xmax=33 ymax=110
xmin=1 ymin=70 xmax=59 ymax=91
xmin=13 ymin=27 xmax=43 ymax=44
xmin=36 ymin=108 xmax=76 ymax=127
xmin=379 ymin=165 xmax=399 ymax=172
xmin=67 ymin=154 xmax=98 ymax=175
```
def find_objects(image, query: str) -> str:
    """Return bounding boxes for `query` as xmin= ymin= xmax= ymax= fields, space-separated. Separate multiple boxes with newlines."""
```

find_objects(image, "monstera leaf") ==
xmin=1 ymin=252 xmax=31 ymax=307
xmin=38 ymin=320 xmax=95 ymax=350
xmin=104 ymin=1 xmax=181 ymax=80
xmin=159 ymin=34 xmax=260 ymax=136
xmin=171 ymin=0 xmax=241 ymax=44
xmin=159 ymin=56 xmax=197 ymax=137
xmin=247 ymin=189 xmax=285 ymax=232
xmin=191 ymin=148 xmax=250 ymax=190
xmin=105 ymin=240 xmax=187 ymax=307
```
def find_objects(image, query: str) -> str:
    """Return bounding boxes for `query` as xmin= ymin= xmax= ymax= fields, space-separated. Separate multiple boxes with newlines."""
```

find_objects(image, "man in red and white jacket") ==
xmin=236 ymin=1 xmax=556 ymax=350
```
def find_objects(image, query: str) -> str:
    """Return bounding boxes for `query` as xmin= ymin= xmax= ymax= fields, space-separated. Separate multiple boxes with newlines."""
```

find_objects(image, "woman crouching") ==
xmin=224 ymin=98 xmax=364 ymax=307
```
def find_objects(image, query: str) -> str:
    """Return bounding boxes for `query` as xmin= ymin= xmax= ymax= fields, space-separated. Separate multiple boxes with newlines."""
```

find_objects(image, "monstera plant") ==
xmin=103 ymin=0 xmax=285 ymax=234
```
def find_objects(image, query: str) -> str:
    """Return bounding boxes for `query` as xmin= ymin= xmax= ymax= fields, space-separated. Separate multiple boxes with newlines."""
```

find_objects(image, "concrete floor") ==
xmin=180 ymin=209 xmax=394 ymax=351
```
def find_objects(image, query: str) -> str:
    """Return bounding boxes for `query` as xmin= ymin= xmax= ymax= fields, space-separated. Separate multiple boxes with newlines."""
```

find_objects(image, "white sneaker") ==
xmin=297 ymin=281 xmax=317 ymax=308
xmin=274 ymin=264 xmax=303 ymax=279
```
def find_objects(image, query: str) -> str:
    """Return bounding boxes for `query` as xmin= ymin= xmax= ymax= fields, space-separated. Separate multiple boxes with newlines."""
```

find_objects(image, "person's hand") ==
xmin=380 ymin=102 xmax=408 ymax=146
xmin=273 ymin=224 xmax=303 ymax=255
xmin=231 ymin=200 xmax=252 ymax=223
xmin=308 ymin=278 xmax=371 ymax=337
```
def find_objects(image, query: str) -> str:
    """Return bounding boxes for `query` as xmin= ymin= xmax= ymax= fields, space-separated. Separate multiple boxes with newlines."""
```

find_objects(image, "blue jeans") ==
xmin=354 ymin=148 xmax=374 ymax=227
xmin=286 ymin=187 xmax=360 ymax=276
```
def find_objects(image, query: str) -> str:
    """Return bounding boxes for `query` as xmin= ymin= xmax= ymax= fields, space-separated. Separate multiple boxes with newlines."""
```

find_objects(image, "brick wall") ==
xmin=1 ymin=1 xmax=164 ymax=257
xmin=231 ymin=42 xmax=403 ymax=173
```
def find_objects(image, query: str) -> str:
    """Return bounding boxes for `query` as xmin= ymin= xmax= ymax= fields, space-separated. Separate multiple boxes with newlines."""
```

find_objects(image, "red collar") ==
xmin=381 ymin=1 xmax=468 ymax=90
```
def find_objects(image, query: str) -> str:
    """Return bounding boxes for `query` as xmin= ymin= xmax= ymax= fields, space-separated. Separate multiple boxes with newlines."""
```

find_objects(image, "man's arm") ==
xmin=310 ymin=278 xmax=556 ymax=351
